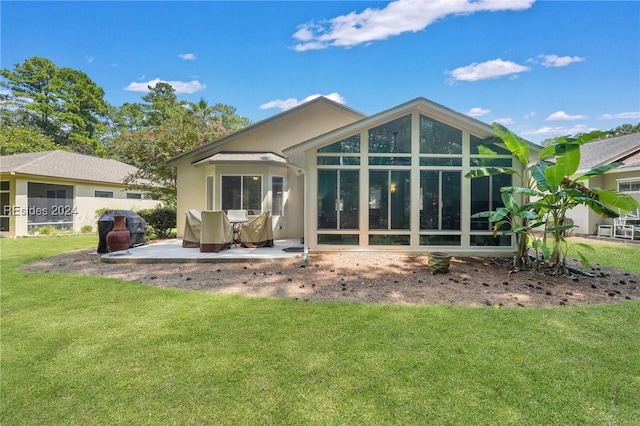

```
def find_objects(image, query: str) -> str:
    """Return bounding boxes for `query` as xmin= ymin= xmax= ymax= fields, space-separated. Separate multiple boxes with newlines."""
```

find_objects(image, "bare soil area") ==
xmin=22 ymin=248 xmax=640 ymax=307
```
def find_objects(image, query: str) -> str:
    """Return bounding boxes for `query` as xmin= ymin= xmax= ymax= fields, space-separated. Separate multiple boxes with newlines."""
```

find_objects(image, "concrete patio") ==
xmin=102 ymin=238 xmax=304 ymax=264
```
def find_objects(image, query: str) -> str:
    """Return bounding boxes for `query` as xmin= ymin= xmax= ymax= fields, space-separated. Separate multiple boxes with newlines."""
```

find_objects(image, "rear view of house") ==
xmin=0 ymin=150 xmax=161 ymax=237
xmin=169 ymin=96 xmax=539 ymax=256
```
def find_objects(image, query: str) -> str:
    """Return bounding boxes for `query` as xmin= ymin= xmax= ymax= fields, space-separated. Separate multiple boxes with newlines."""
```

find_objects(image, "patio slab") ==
xmin=102 ymin=238 xmax=304 ymax=264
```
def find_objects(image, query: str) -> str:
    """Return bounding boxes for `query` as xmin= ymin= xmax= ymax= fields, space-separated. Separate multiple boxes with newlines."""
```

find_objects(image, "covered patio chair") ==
xmin=200 ymin=210 xmax=233 ymax=252
xmin=239 ymin=210 xmax=274 ymax=248
xmin=182 ymin=209 xmax=202 ymax=248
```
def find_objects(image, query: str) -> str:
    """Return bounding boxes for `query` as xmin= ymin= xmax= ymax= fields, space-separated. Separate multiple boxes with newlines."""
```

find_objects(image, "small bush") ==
xmin=137 ymin=206 xmax=176 ymax=239
xmin=80 ymin=225 xmax=94 ymax=233
xmin=31 ymin=225 xmax=59 ymax=236
xmin=95 ymin=207 xmax=112 ymax=219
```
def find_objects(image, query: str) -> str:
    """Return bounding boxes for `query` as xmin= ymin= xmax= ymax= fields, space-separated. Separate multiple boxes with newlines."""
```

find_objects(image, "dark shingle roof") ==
xmin=578 ymin=133 xmax=640 ymax=171
xmin=0 ymin=150 xmax=139 ymax=185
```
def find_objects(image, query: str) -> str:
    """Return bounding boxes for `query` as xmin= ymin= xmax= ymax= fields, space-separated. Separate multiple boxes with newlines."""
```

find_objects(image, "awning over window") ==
xmin=193 ymin=152 xmax=287 ymax=165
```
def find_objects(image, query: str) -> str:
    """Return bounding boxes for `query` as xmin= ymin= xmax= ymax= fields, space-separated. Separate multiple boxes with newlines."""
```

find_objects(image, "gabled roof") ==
xmin=167 ymin=96 xmax=366 ymax=165
xmin=578 ymin=132 xmax=640 ymax=172
xmin=0 ymin=150 xmax=140 ymax=185
xmin=283 ymin=97 xmax=538 ymax=156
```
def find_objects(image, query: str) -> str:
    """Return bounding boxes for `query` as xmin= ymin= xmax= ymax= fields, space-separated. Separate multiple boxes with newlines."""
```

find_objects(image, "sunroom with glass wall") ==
xmin=306 ymin=109 xmax=519 ymax=253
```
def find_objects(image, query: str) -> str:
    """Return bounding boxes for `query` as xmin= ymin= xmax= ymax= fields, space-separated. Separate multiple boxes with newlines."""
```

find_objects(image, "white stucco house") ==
xmin=168 ymin=96 xmax=539 ymax=255
xmin=0 ymin=150 xmax=161 ymax=237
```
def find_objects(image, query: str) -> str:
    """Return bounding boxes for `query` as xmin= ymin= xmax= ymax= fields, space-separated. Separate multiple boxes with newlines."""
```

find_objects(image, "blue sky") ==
xmin=2 ymin=0 xmax=639 ymax=143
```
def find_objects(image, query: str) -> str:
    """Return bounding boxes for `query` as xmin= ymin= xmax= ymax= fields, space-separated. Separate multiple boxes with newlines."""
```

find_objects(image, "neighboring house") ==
xmin=567 ymin=132 xmax=640 ymax=235
xmin=168 ymin=96 xmax=538 ymax=255
xmin=0 ymin=150 xmax=161 ymax=237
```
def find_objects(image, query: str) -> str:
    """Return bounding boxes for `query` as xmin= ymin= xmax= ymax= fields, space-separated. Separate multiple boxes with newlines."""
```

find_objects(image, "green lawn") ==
xmin=567 ymin=236 xmax=640 ymax=274
xmin=2 ymin=236 xmax=639 ymax=425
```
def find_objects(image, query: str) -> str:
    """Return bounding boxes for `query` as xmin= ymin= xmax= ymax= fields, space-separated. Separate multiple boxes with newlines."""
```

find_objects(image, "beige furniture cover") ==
xmin=200 ymin=210 xmax=233 ymax=252
xmin=182 ymin=209 xmax=202 ymax=248
xmin=240 ymin=210 xmax=274 ymax=248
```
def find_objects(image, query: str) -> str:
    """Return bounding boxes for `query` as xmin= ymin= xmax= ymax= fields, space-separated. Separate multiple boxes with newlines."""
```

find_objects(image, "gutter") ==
xmin=286 ymin=157 xmax=309 ymax=267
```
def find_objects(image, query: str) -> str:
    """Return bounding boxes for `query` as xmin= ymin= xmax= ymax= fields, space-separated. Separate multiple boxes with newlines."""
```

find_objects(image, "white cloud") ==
xmin=522 ymin=124 xmax=594 ymax=137
xmin=523 ymin=112 xmax=536 ymax=120
xmin=599 ymin=111 xmax=640 ymax=120
xmin=536 ymin=54 xmax=584 ymax=67
xmin=545 ymin=110 xmax=588 ymax=121
xmin=447 ymin=59 xmax=530 ymax=83
xmin=260 ymin=92 xmax=346 ymax=111
xmin=466 ymin=107 xmax=490 ymax=117
xmin=85 ymin=55 xmax=94 ymax=64
xmin=178 ymin=53 xmax=197 ymax=61
xmin=494 ymin=117 xmax=515 ymax=126
xmin=293 ymin=0 xmax=535 ymax=51
xmin=124 ymin=78 xmax=206 ymax=94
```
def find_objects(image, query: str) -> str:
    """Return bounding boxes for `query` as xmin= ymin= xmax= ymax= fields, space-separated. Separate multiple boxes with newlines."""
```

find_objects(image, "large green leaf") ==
xmin=490 ymin=208 xmax=510 ymax=222
xmin=555 ymin=142 xmax=581 ymax=177
xmin=501 ymin=192 xmax=518 ymax=212
xmin=591 ymin=189 xmax=640 ymax=213
xmin=577 ymin=197 xmax=620 ymax=218
xmin=531 ymin=161 xmax=551 ymax=191
xmin=540 ymin=141 xmax=580 ymax=188
xmin=465 ymin=167 xmax=516 ymax=178
xmin=537 ymin=144 xmax=557 ymax=160
xmin=544 ymin=164 xmax=565 ymax=189
xmin=470 ymin=211 xmax=494 ymax=219
xmin=476 ymin=145 xmax=498 ymax=156
xmin=576 ymin=162 xmax=623 ymax=180
xmin=492 ymin=123 xmax=530 ymax=165
xmin=500 ymin=186 xmax=541 ymax=197
xmin=576 ymin=130 xmax=607 ymax=144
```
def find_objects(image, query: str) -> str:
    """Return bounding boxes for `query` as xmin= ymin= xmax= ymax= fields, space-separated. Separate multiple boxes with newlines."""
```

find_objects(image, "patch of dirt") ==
xmin=22 ymin=249 xmax=640 ymax=307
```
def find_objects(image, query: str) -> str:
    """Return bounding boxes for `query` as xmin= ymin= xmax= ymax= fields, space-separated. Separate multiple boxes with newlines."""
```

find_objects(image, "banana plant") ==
xmin=466 ymin=124 xmax=639 ymax=275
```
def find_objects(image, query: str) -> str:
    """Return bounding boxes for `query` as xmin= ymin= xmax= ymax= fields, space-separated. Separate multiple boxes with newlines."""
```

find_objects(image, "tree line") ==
xmin=0 ymin=56 xmax=251 ymax=205
xmin=2 ymin=56 xmax=638 ymax=205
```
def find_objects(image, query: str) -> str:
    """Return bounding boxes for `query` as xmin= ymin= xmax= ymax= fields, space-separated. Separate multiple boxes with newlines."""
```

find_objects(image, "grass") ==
xmin=2 ymin=236 xmax=640 ymax=425
xmin=567 ymin=236 xmax=640 ymax=274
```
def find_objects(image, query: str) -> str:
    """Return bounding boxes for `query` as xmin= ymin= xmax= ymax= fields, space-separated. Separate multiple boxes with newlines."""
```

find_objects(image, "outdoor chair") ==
xmin=182 ymin=209 xmax=202 ymax=248
xmin=613 ymin=209 xmax=640 ymax=240
xmin=200 ymin=210 xmax=233 ymax=252
xmin=239 ymin=210 xmax=274 ymax=248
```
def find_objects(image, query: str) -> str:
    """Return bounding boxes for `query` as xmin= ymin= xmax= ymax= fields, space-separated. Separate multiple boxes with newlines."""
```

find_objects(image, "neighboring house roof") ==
xmin=0 ymin=150 xmax=140 ymax=185
xmin=283 ymin=97 xmax=538 ymax=156
xmin=578 ymin=132 xmax=640 ymax=172
xmin=193 ymin=152 xmax=287 ymax=165
xmin=167 ymin=96 xmax=366 ymax=166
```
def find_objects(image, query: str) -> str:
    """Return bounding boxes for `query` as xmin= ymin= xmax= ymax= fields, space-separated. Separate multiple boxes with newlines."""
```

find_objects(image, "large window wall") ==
xmin=313 ymin=111 xmax=518 ymax=250
xmin=316 ymin=136 xmax=361 ymax=245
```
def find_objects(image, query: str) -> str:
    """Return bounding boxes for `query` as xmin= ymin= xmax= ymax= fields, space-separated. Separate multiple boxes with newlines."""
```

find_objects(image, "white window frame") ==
xmin=206 ymin=175 xmax=214 ymax=210
xmin=617 ymin=178 xmax=640 ymax=193
xmin=95 ymin=190 xmax=114 ymax=198
xmin=0 ymin=181 xmax=10 ymax=232
xmin=271 ymin=175 xmax=286 ymax=216
xmin=220 ymin=174 xmax=263 ymax=213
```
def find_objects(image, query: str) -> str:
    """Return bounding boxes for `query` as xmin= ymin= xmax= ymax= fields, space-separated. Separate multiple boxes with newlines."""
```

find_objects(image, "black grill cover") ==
xmin=97 ymin=210 xmax=147 ymax=253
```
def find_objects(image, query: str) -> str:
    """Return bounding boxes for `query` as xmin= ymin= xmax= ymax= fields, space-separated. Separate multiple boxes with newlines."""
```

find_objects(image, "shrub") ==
xmin=80 ymin=225 xmax=94 ymax=233
xmin=137 ymin=206 xmax=176 ymax=239
xmin=95 ymin=207 xmax=111 ymax=219
xmin=31 ymin=225 xmax=59 ymax=236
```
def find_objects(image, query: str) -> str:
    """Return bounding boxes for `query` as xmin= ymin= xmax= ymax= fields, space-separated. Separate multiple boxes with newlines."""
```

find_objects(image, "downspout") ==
xmin=286 ymin=158 xmax=309 ymax=267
